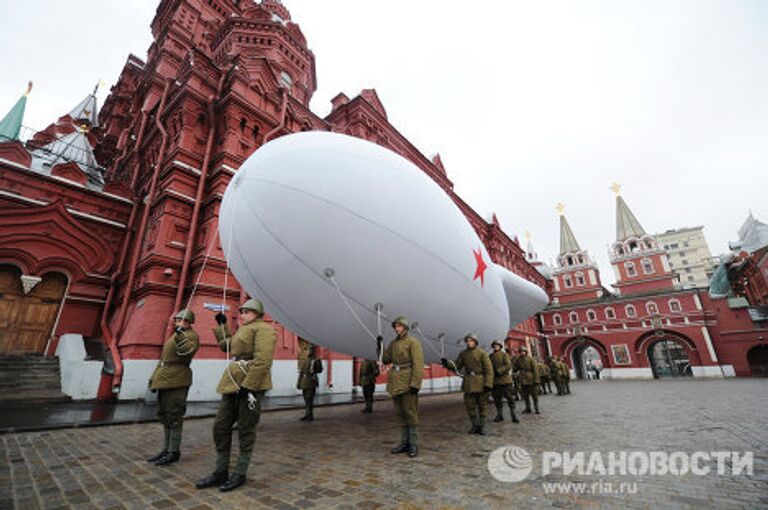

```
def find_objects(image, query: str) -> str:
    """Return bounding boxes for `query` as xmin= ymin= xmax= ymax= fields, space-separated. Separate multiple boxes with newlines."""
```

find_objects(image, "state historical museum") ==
xmin=0 ymin=0 xmax=546 ymax=400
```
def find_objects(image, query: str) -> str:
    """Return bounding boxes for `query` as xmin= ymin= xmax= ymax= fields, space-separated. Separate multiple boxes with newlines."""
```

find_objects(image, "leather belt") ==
xmin=159 ymin=361 xmax=188 ymax=367
xmin=231 ymin=356 xmax=251 ymax=361
xmin=392 ymin=363 xmax=412 ymax=371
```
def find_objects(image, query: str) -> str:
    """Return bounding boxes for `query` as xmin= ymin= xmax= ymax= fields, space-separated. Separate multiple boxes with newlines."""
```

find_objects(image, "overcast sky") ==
xmin=1 ymin=0 xmax=766 ymax=285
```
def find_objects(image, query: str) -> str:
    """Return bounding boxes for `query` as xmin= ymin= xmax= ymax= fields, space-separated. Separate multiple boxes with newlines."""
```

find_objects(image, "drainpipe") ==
xmin=263 ymin=88 xmax=288 ymax=143
xmin=169 ymin=70 xmax=228 ymax=334
xmin=97 ymin=109 xmax=150 ymax=399
xmin=112 ymin=78 xmax=173 ymax=370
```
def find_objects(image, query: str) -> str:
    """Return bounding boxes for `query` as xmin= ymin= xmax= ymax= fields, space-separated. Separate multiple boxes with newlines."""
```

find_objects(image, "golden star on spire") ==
xmin=610 ymin=182 xmax=622 ymax=196
xmin=24 ymin=81 xmax=33 ymax=97
xmin=555 ymin=202 xmax=565 ymax=216
xmin=524 ymin=230 xmax=532 ymax=241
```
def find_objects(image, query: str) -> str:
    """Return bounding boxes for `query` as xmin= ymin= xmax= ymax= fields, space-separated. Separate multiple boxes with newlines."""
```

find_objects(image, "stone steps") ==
xmin=0 ymin=355 xmax=70 ymax=402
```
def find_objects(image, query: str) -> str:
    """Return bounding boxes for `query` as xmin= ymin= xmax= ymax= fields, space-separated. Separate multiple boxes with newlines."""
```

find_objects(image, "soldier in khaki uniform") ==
xmin=489 ymin=340 xmax=519 ymax=423
xmin=514 ymin=345 xmax=540 ymax=414
xmin=196 ymin=299 xmax=277 ymax=493
xmin=359 ymin=358 xmax=379 ymax=413
xmin=508 ymin=349 xmax=522 ymax=401
xmin=147 ymin=309 xmax=200 ymax=466
xmin=297 ymin=342 xmax=323 ymax=421
xmin=548 ymin=356 xmax=563 ymax=395
xmin=442 ymin=334 xmax=494 ymax=435
xmin=539 ymin=361 xmax=551 ymax=395
xmin=378 ymin=316 xmax=424 ymax=458
xmin=559 ymin=356 xmax=572 ymax=395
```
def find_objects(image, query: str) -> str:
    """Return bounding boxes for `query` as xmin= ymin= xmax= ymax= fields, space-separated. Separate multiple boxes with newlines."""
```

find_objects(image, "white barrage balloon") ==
xmin=219 ymin=132 xmax=549 ymax=363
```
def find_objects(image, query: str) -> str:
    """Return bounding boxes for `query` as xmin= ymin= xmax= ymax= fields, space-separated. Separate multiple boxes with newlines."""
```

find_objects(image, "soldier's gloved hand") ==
xmin=238 ymin=387 xmax=253 ymax=399
xmin=215 ymin=312 xmax=227 ymax=325
xmin=440 ymin=358 xmax=449 ymax=368
xmin=174 ymin=325 xmax=185 ymax=335
xmin=409 ymin=387 xmax=419 ymax=395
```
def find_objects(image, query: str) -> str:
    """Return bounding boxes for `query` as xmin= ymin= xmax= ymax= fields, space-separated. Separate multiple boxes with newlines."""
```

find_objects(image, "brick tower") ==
xmin=608 ymin=185 xmax=677 ymax=296
xmin=551 ymin=204 xmax=604 ymax=305
xmin=96 ymin=0 xmax=325 ymax=397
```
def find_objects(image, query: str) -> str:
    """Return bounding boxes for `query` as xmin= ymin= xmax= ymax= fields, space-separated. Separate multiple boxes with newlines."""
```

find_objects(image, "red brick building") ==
xmin=0 ymin=0 xmax=547 ymax=400
xmin=539 ymin=194 xmax=768 ymax=378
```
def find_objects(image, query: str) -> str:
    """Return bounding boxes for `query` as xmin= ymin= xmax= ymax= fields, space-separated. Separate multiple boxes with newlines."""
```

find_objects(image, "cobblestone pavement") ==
xmin=1 ymin=379 xmax=766 ymax=509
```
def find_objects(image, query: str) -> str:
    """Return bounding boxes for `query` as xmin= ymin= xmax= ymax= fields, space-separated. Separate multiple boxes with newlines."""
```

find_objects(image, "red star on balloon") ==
xmin=473 ymin=247 xmax=487 ymax=287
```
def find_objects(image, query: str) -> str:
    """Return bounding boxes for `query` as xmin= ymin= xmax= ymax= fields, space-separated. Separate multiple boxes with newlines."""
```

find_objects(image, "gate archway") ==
xmin=572 ymin=344 xmax=602 ymax=379
xmin=562 ymin=336 xmax=610 ymax=379
xmin=747 ymin=345 xmax=768 ymax=377
xmin=0 ymin=264 xmax=68 ymax=355
xmin=647 ymin=338 xmax=693 ymax=378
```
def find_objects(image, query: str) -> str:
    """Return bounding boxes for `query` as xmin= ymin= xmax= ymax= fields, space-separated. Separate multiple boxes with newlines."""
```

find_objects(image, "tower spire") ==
xmin=557 ymin=203 xmax=581 ymax=255
xmin=0 ymin=82 xmax=31 ymax=141
xmin=613 ymin=185 xmax=645 ymax=241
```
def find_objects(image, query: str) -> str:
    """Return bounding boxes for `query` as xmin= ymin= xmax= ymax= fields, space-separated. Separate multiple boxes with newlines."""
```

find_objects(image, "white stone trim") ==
xmin=691 ymin=365 xmax=726 ymax=378
xmin=700 ymin=326 xmax=718 ymax=363
xmin=119 ymin=359 xmax=456 ymax=402
xmin=56 ymin=334 xmax=103 ymax=400
xmin=601 ymin=367 xmax=654 ymax=379
xmin=172 ymin=160 xmax=202 ymax=175
xmin=67 ymin=207 xmax=126 ymax=229
xmin=165 ymin=188 xmax=196 ymax=203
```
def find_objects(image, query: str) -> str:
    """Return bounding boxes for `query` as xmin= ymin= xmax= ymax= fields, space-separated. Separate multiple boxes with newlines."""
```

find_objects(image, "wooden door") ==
xmin=0 ymin=265 xmax=67 ymax=355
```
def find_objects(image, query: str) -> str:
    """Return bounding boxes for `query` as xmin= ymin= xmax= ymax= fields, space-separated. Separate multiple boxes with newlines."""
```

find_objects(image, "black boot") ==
xmin=154 ymin=451 xmax=180 ymax=466
xmin=476 ymin=418 xmax=487 ymax=436
xmin=219 ymin=474 xmax=246 ymax=492
xmin=493 ymin=408 xmax=504 ymax=422
xmin=390 ymin=442 xmax=409 ymax=454
xmin=147 ymin=450 xmax=167 ymax=463
xmin=510 ymin=405 xmax=519 ymax=423
xmin=196 ymin=470 xmax=228 ymax=489
xmin=407 ymin=444 xmax=418 ymax=458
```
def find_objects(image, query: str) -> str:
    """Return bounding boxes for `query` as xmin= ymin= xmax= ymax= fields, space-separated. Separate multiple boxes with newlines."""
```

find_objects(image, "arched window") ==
xmin=575 ymin=271 xmax=585 ymax=286
xmin=641 ymin=258 xmax=655 ymax=275
xmin=569 ymin=311 xmax=579 ymax=324
xmin=605 ymin=307 xmax=616 ymax=319
xmin=553 ymin=314 xmax=562 ymax=326
xmin=586 ymin=309 xmax=597 ymax=322
xmin=625 ymin=304 xmax=637 ymax=318
xmin=563 ymin=275 xmax=573 ymax=288
xmin=646 ymin=301 xmax=659 ymax=315
xmin=624 ymin=261 xmax=637 ymax=277
xmin=668 ymin=299 xmax=682 ymax=313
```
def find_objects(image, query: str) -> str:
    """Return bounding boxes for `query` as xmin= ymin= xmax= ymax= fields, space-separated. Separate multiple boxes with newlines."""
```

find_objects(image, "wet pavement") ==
xmin=1 ymin=379 xmax=767 ymax=509
xmin=0 ymin=391 xmax=419 ymax=434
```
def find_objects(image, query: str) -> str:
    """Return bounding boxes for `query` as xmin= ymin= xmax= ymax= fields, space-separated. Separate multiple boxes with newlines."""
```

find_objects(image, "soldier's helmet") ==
xmin=491 ymin=340 xmax=503 ymax=349
xmin=391 ymin=316 xmax=410 ymax=329
xmin=174 ymin=309 xmax=195 ymax=324
xmin=519 ymin=345 xmax=528 ymax=353
xmin=239 ymin=298 xmax=264 ymax=315
xmin=464 ymin=333 xmax=478 ymax=344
